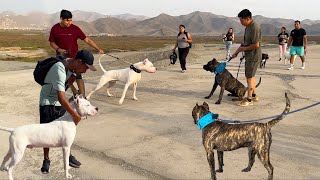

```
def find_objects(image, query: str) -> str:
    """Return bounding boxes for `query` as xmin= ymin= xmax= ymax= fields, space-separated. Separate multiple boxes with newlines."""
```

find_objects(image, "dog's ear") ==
xmin=212 ymin=58 xmax=217 ymax=62
xmin=202 ymin=102 xmax=209 ymax=111
xmin=143 ymin=58 xmax=149 ymax=65
xmin=196 ymin=103 xmax=199 ymax=108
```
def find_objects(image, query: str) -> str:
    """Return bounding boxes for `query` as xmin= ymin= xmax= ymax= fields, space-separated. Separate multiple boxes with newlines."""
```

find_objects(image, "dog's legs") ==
xmin=106 ymin=81 xmax=116 ymax=97
xmin=119 ymin=83 xmax=130 ymax=104
xmin=132 ymin=83 xmax=138 ymax=101
xmin=205 ymin=81 xmax=218 ymax=99
xmin=242 ymin=147 xmax=256 ymax=172
xmin=206 ymin=150 xmax=217 ymax=180
xmin=216 ymin=151 xmax=224 ymax=173
xmin=215 ymin=86 xmax=225 ymax=104
xmin=0 ymin=149 xmax=11 ymax=171
xmin=86 ymin=75 xmax=111 ymax=99
xmin=62 ymin=146 xmax=72 ymax=179
xmin=7 ymin=149 xmax=24 ymax=180
xmin=257 ymin=140 xmax=274 ymax=180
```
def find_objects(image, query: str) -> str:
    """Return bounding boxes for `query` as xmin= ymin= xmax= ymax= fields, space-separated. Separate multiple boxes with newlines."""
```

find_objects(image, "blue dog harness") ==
xmin=197 ymin=112 xmax=219 ymax=130
xmin=214 ymin=63 xmax=226 ymax=74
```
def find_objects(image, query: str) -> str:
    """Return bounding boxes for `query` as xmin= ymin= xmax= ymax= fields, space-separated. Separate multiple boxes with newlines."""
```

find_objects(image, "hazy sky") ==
xmin=1 ymin=0 xmax=319 ymax=20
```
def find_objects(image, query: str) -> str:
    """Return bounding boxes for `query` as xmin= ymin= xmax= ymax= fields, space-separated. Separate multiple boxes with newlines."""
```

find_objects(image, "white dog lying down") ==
xmin=0 ymin=96 xmax=98 ymax=180
xmin=86 ymin=57 xmax=157 ymax=104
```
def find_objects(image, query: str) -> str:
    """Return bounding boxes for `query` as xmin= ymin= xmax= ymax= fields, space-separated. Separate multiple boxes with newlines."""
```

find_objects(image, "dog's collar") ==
xmin=214 ymin=63 xmax=226 ymax=74
xmin=197 ymin=112 xmax=218 ymax=130
xmin=130 ymin=64 xmax=141 ymax=73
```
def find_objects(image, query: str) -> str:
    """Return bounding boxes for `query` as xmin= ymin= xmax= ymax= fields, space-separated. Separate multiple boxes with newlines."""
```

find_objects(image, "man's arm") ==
xmin=232 ymin=42 xmax=259 ymax=57
xmin=83 ymin=37 xmax=104 ymax=54
xmin=57 ymin=91 xmax=81 ymax=125
xmin=50 ymin=42 xmax=67 ymax=54
xmin=287 ymin=36 xmax=292 ymax=48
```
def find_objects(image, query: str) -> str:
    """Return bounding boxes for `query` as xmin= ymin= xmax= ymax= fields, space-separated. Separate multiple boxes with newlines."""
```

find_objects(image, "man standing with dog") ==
xmin=287 ymin=20 xmax=307 ymax=70
xmin=39 ymin=49 xmax=97 ymax=173
xmin=232 ymin=9 xmax=261 ymax=107
xmin=49 ymin=9 xmax=104 ymax=98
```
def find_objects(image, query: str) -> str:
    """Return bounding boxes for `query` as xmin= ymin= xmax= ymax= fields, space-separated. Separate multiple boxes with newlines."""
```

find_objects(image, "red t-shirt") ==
xmin=49 ymin=23 xmax=86 ymax=58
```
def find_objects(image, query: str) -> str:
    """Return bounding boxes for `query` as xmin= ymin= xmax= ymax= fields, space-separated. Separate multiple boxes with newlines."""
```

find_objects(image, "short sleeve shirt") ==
xmin=49 ymin=23 xmax=86 ymax=58
xmin=39 ymin=62 xmax=72 ymax=106
xmin=278 ymin=33 xmax=289 ymax=45
xmin=244 ymin=21 xmax=262 ymax=62
xmin=290 ymin=28 xmax=306 ymax=46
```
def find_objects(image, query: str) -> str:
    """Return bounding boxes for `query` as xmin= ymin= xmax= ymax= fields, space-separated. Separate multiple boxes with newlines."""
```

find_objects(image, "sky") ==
xmin=1 ymin=0 xmax=320 ymax=21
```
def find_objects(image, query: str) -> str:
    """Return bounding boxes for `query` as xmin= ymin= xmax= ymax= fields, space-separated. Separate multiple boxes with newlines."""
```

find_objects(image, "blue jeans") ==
xmin=225 ymin=41 xmax=232 ymax=59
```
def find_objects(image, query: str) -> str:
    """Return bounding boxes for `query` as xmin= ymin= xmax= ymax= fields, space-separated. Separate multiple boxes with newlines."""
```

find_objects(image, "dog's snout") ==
xmin=95 ymin=107 xmax=99 ymax=111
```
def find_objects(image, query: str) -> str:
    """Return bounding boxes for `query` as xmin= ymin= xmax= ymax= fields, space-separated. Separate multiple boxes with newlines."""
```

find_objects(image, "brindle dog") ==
xmin=192 ymin=93 xmax=290 ymax=180
xmin=203 ymin=58 xmax=261 ymax=104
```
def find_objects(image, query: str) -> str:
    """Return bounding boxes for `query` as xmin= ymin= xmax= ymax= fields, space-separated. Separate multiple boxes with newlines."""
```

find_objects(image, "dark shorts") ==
xmin=39 ymin=105 xmax=66 ymax=124
xmin=75 ymin=73 xmax=83 ymax=80
xmin=245 ymin=60 xmax=259 ymax=78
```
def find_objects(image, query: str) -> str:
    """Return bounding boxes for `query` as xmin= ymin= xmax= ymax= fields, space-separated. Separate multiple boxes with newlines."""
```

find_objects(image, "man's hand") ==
xmin=98 ymin=49 xmax=104 ymax=54
xmin=304 ymin=47 xmax=307 ymax=56
xmin=72 ymin=113 xmax=81 ymax=125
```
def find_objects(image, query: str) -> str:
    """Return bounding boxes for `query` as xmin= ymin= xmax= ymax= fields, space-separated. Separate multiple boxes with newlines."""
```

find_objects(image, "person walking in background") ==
xmin=39 ymin=50 xmax=97 ymax=173
xmin=287 ymin=20 xmax=307 ymax=70
xmin=172 ymin=24 xmax=192 ymax=73
xmin=232 ymin=9 xmax=261 ymax=107
xmin=277 ymin=27 xmax=289 ymax=61
xmin=49 ymin=9 xmax=104 ymax=97
xmin=225 ymin=28 xmax=235 ymax=60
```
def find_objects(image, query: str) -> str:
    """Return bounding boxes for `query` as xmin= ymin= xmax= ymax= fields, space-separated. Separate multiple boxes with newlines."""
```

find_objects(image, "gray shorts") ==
xmin=245 ymin=60 xmax=259 ymax=78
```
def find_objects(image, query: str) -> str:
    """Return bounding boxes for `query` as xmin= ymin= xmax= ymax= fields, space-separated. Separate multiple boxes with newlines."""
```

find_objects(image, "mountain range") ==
xmin=1 ymin=10 xmax=320 ymax=36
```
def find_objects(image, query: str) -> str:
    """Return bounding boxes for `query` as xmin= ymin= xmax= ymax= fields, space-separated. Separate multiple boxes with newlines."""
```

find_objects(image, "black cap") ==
xmin=75 ymin=49 xmax=97 ymax=71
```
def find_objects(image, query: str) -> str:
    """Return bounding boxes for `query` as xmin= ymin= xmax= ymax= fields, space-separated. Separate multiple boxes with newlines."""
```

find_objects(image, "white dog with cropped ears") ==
xmin=0 ymin=96 xmax=98 ymax=180
xmin=86 ymin=56 xmax=157 ymax=104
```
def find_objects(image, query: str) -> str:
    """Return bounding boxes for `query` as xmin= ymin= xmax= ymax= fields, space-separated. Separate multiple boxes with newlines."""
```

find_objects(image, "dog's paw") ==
xmin=215 ymin=169 xmax=223 ymax=173
xmin=119 ymin=99 xmax=124 ymax=105
xmin=241 ymin=167 xmax=251 ymax=172
xmin=107 ymin=92 xmax=113 ymax=97
xmin=215 ymin=101 xmax=221 ymax=104
xmin=204 ymin=96 xmax=211 ymax=99
xmin=0 ymin=166 xmax=8 ymax=171
xmin=66 ymin=173 xmax=73 ymax=179
xmin=133 ymin=97 xmax=138 ymax=101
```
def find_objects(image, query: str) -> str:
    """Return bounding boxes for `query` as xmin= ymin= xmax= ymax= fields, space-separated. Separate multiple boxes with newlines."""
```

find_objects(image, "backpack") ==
xmin=33 ymin=56 xmax=67 ymax=86
xmin=169 ymin=51 xmax=177 ymax=65
xmin=178 ymin=31 xmax=192 ymax=48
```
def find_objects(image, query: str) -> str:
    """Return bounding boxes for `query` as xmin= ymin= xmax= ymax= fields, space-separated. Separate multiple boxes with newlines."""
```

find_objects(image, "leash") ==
xmin=103 ymin=53 xmax=133 ymax=65
xmin=220 ymin=101 xmax=320 ymax=124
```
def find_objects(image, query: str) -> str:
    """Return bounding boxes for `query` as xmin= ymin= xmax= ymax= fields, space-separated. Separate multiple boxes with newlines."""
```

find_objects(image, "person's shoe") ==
xmin=301 ymin=66 xmax=305 ymax=70
xmin=279 ymin=58 xmax=282 ymax=61
xmin=181 ymin=70 xmax=186 ymax=73
xmin=69 ymin=155 xmax=81 ymax=168
xmin=41 ymin=159 xmax=50 ymax=174
xmin=239 ymin=99 xmax=253 ymax=107
xmin=252 ymin=95 xmax=259 ymax=101
xmin=287 ymin=66 xmax=294 ymax=70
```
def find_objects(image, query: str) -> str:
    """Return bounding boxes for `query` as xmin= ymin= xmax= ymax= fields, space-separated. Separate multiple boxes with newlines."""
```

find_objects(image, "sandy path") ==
xmin=0 ymin=44 xmax=319 ymax=179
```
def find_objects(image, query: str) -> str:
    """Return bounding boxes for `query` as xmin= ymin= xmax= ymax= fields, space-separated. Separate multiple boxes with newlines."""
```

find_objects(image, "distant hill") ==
xmin=1 ymin=10 xmax=320 ymax=36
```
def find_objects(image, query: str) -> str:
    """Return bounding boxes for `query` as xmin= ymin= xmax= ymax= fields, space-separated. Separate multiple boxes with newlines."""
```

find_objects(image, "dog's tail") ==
xmin=267 ymin=93 xmax=291 ymax=128
xmin=99 ymin=54 xmax=107 ymax=73
xmin=0 ymin=126 xmax=14 ymax=133
xmin=255 ymin=77 xmax=262 ymax=88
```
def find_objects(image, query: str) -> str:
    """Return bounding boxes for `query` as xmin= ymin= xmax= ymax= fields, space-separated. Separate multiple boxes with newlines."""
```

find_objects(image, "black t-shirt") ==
xmin=277 ymin=32 xmax=289 ymax=45
xmin=290 ymin=28 xmax=306 ymax=46
xmin=226 ymin=32 xmax=233 ymax=41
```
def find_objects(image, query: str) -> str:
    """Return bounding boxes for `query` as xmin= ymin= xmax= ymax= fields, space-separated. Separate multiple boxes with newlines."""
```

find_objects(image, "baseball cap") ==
xmin=75 ymin=49 xmax=97 ymax=71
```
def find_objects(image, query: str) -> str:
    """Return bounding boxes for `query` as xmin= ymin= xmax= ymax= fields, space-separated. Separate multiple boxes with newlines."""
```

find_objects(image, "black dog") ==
xmin=192 ymin=93 xmax=290 ymax=180
xmin=260 ymin=53 xmax=269 ymax=68
xmin=203 ymin=58 xmax=261 ymax=104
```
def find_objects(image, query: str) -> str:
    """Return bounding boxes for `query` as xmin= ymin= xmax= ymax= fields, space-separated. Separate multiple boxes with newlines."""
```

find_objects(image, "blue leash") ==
xmin=221 ymin=101 xmax=320 ymax=124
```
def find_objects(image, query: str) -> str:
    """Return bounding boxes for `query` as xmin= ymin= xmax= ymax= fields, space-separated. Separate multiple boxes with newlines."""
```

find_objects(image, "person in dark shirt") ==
xmin=287 ymin=20 xmax=307 ymax=70
xmin=277 ymin=27 xmax=289 ymax=61
xmin=49 ymin=9 xmax=104 ymax=96
xmin=225 ymin=28 xmax=235 ymax=60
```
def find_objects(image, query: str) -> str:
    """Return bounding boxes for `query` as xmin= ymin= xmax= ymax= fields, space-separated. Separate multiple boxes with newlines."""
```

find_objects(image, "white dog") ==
xmin=86 ymin=57 xmax=157 ymax=104
xmin=283 ymin=51 xmax=295 ymax=65
xmin=0 ymin=96 xmax=98 ymax=180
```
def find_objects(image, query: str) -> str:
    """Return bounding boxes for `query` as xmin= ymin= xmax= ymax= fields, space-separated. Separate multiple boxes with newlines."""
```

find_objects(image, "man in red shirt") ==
xmin=49 ymin=9 xmax=104 ymax=98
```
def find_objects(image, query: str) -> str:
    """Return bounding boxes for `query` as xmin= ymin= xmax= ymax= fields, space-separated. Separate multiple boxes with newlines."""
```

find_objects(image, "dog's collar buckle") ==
xmin=130 ymin=64 xmax=141 ymax=73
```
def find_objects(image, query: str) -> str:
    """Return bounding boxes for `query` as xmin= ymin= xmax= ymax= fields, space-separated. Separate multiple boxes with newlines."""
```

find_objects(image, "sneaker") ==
xmin=181 ymin=70 xmax=186 ymax=73
xmin=41 ymin=159 xmax=50 ymax=174
xmin=252 ymin=96 xmax=259 ymax=101
xmin=239 ymin=99 xmax=253 ymax=107
xmin=279 ymin=58 xmax=282 ymax=61
xmin=69 ymin=155 xmax=81 ymax=168
xmin=287 ymin=66 xmax=294 ymax=70
xmin=301 ymin=66 xmax=305 ymax=69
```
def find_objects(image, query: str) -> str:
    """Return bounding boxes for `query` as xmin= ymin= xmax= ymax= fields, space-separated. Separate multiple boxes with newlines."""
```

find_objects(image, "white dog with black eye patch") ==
xmin=86 ymin=56 xmax=157 ymax=104
xmin=0 ymin=96 xmax=98 ymax=180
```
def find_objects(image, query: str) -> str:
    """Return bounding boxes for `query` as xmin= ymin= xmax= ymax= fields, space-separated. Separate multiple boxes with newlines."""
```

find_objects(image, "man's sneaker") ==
xmin=41 ymin=159 xmax=50 ymax=174
xmin=252 ymin=96 xmax=259 ymax=101
xmin=69 ymin=155 xmax=81 ymax=168
xmin=181 ymin=70 xmax=186 ymax=73
xmin=279 ymin=58 xmax=282 ymax=61
xmin=301 ymin=66 xmax=305 ymax=69
xmin=239 ymin=99 xmax=253 ymax=107
xmin=287 ymin=66 xmax=294 ymax=70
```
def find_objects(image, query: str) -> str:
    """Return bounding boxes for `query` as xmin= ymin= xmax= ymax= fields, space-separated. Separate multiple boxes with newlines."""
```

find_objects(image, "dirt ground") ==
xmin=0 ymin=44 xmax=319 ymax=180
